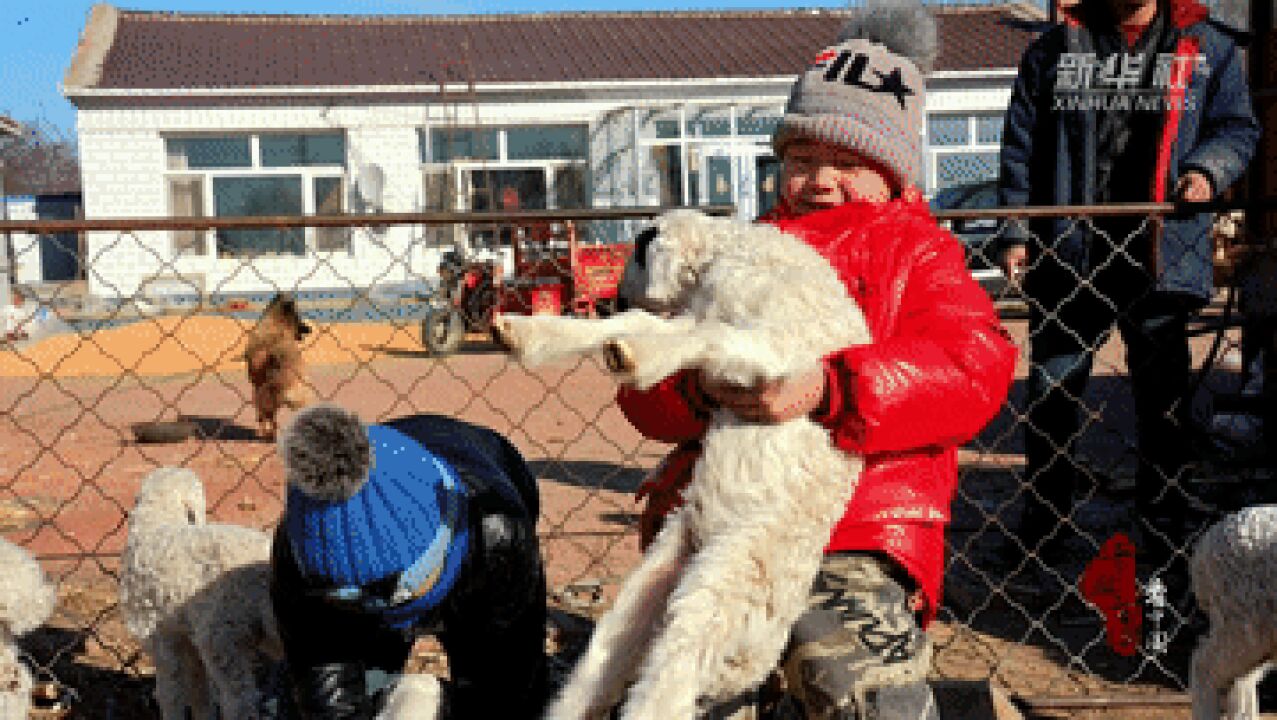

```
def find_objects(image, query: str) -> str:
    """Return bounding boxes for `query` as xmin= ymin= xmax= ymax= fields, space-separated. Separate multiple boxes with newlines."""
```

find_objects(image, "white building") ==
xmin=63 ymin=3 xmax=1043 ymax=300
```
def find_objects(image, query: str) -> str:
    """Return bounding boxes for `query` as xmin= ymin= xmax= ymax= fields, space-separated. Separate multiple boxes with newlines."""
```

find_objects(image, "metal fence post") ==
xmin=0 ymin=158 xmax=12 ymax=315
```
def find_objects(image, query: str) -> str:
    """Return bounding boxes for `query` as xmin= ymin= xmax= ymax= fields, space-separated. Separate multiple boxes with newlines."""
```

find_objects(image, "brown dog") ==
xmin=243 ymin=293 xmax=314 ymax=440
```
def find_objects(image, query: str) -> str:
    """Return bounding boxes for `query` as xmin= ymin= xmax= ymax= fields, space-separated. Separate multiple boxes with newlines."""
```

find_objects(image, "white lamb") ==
xmin=376 ymin=673 xmax=446 ymax=719
xmin=119 ymin=467 xmax=283 ymax=720
xmin=0 ymin=538 xmax=56 ymax=720
xmin=492 ymin=209 xmax=871 ymax=719
xmin=1189 ymin=504 xmax=1277 ymax=720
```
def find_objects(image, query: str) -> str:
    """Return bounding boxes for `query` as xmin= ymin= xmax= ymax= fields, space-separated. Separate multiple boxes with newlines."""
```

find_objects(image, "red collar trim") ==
xmin=1057 ymin=0 xmax=1209 ymax=30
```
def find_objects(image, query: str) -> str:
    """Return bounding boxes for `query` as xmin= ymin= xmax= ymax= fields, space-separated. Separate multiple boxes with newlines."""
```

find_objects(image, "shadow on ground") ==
xmin=530 ymin=459 xmax=648 ymax=496
xmin=180 ymin=415 xmax=262 ymax=442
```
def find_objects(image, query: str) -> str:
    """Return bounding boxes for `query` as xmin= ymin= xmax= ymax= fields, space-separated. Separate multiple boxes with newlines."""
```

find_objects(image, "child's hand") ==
xmin=1000 ymin=245 xmax=1028 ymax=286
xmin=699 ymin=367 xmax=827 ymax=424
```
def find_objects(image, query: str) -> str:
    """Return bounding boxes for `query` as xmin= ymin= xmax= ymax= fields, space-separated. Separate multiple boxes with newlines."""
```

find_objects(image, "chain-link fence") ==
xmin=0 ymin=204 xmax=1273 ymax=717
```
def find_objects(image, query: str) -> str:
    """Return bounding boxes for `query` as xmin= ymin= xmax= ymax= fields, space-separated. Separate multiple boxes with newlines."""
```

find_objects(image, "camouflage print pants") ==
xmin=703 ymin=553 xmax=937 ymax=720
xmin=782 ymin=552 xmax=937 ymax=720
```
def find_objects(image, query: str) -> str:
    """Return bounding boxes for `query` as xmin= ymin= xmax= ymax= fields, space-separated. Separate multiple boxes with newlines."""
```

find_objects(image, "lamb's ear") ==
xmin=632 ymin=227 xmax=658 ymax=269
xmin=279 ymin=404 xmax=371 ymax=502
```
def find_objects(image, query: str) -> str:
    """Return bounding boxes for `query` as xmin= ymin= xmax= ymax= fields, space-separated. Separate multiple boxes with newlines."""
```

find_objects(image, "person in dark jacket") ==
xmin=997 ymin=0 xmax=1259 ymax=599
xmin=268 ymin=404 xmax=547 ymax=719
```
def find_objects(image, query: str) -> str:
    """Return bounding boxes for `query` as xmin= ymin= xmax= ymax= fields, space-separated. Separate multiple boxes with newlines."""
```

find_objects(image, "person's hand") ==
xmin=1176 ymin=171 xmax=1213 ymax=203
xmin=1000 ymin=245 xmax=1029 ymax=286
xmin=699 ymin=366 xmax=827 ymax=424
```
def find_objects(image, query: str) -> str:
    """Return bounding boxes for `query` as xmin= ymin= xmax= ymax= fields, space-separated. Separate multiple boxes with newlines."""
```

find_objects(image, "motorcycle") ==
xmin=421 ymin=249 xmax=500 ymax=355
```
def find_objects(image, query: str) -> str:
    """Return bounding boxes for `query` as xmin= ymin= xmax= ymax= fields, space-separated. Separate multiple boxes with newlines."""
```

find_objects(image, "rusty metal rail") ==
xmin=932 ymin=198 xmax=1277 ymax=222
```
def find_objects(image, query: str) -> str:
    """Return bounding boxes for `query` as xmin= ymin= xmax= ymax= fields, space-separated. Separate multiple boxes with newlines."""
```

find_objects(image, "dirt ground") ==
xmin=0 ymin=309 xmax=1261 ymax=719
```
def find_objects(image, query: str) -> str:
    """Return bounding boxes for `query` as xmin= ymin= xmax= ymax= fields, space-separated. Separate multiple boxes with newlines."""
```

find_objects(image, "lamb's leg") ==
xmin=0 ymin=647 xmax=33 ymax=720
xmin=493 ymin=311 xmax=689 ymax=368
xmin=619 ymin=531 xmax=809 ymax=720
xmin=1191 ymin=630 xmax=1268 ymax=720
xmin=152 ymin=634 xmax=212 ymax=720
xmin=700 ymin=325 xmax=802 ymax=387
xmin=607 ymin=322 xmax=797 ymax=392
xmin=199 ymin=624 xmax=274 ymax=720
xmin=547 ymin=513 xmax=693 ymax=720
xmin=606 ymin=331 xmax=713 ymax=390
xmin=1225 ymin=663 xmax=1270 ymax=720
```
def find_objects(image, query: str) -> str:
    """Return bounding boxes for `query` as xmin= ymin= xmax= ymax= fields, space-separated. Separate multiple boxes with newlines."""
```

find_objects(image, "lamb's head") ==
xmin=619 ymin=210 xmax=723 ymax=313
xmin=129 ymin=467 xmax=207 ymax=534
xmin=0 ymin=538 xmax=56 ymax=639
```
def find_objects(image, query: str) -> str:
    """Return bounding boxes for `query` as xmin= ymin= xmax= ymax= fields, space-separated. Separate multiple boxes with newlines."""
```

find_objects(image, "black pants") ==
xmin=1021 ymin=237 xmax=1198 ymax=567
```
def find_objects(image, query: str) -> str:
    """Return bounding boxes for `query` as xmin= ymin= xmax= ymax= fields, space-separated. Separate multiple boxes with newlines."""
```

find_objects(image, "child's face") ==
xmin=780 ymin=141 xmax=895 ymax=215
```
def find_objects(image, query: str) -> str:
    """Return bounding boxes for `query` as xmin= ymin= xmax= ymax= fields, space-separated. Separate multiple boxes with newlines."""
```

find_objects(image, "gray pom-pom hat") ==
xmin=773 ymin=0 xmax=939 ymax=191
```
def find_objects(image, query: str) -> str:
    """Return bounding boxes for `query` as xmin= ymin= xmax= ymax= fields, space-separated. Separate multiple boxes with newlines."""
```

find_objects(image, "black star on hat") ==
xmin=873 ymin=68 xmax=915 ymax=110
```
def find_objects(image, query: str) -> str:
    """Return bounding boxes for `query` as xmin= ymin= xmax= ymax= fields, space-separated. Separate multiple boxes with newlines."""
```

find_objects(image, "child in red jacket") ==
xmin=620 ymin=5 xmax=1017 ymax=717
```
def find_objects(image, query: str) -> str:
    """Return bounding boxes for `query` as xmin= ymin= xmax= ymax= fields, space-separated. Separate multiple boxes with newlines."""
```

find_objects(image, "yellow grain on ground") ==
xmin=0 ymin=315 xmax=424 ymax=378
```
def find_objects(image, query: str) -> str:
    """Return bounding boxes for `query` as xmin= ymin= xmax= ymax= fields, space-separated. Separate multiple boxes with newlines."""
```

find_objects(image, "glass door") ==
xmin=690 ymin=142 xmax=779 ymax=220
xmin=463 ymin=167 xmax=548 ymax=250
xmin=688 ymin=143 xmax=738 ymax=217
xmin=754 ymin=153 xmax=781 ymax=218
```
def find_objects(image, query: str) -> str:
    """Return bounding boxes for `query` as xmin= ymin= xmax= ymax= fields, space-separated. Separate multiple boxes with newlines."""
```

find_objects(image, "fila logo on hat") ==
xmin=811 ymin=49 xmax=916 ymax=110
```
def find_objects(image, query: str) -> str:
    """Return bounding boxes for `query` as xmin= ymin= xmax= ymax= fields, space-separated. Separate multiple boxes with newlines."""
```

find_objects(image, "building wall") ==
xmin=75 ymin=79 xmax=1014 ymax=299
xmin=4 ymin=196 xmax=41 ymax=286
xmin=78 ymin=105 xmax=438 ymax=298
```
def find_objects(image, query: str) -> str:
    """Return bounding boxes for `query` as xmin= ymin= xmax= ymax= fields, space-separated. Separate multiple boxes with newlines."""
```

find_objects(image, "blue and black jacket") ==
xmin=269 ymin=414 xmax=546 ymax=720
xmin=997 ymin=0 xmax=1259 ymax=305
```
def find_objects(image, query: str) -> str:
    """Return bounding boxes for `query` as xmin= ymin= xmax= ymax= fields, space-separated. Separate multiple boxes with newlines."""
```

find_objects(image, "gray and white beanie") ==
xmin=773 ymin=0 xmax=938 ymax=190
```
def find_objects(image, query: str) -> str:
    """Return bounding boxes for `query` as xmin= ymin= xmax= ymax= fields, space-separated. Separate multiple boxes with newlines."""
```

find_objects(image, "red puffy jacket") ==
xmin=617 ymin=197 xmax=1019 ymax=624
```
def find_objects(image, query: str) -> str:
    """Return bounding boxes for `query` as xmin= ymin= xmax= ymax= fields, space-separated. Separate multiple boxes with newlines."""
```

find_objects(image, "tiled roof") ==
xmin=66 ymin=3 xmax=1044 ymax=92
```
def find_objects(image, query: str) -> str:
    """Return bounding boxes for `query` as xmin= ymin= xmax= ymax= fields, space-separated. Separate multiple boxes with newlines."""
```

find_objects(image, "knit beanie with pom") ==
xmin=773 ymin=0 xmax=938 ymax=190
xmin=279 ymin=404 xmax=470 ymax=630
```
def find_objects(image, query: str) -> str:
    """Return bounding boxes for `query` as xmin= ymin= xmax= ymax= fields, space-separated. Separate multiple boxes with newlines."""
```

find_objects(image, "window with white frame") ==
xmin=165 ymin=133 xmax=348 ymax=258
xmin=636 ymin=104 xmax=781 ymax=218
xmin=419 ymin=125 xmax=589 ymax=212
xmin=419 ymin=125 xmax=590 ymax=248
xmin=926 ymin=112 xmax=1005 ymax=193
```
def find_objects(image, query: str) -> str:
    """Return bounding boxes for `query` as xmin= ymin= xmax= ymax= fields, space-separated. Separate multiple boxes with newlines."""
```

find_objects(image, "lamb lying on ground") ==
xmin=119 ymin=467 xmax=282 ymax=720
xmin=493 ymin=209 xmax=871 ymax=719
xmin=0 ymin=538 xmax=56 ymax=720
xmin=1189 ymin=504 xmax=1277 ymax=720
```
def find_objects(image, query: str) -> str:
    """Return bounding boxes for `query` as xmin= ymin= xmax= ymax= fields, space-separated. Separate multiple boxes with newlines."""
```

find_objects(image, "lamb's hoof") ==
xmin=604 ymin=339 xmax=636 ymax=374
xmin=491 ymin=317 xmax=519 ymax=354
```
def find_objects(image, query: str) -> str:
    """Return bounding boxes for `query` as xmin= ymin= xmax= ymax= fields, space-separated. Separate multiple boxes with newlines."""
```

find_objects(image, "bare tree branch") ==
xmin=0 ymin=118 xmax=80 ymax=196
